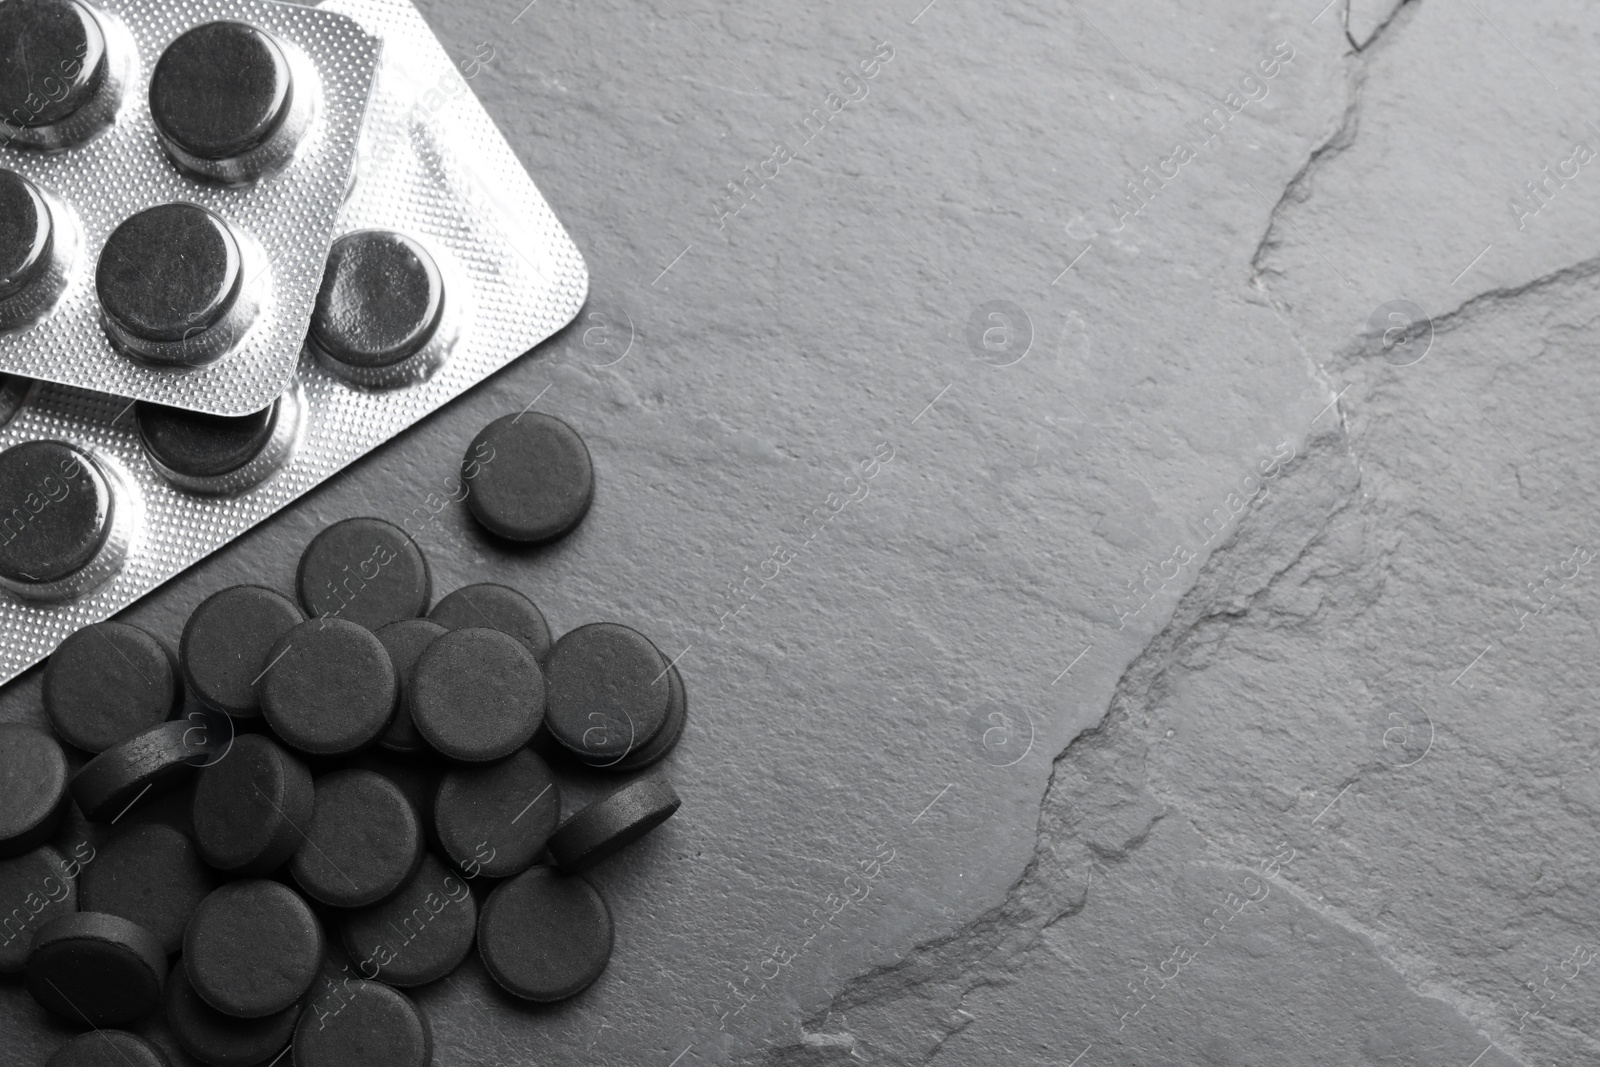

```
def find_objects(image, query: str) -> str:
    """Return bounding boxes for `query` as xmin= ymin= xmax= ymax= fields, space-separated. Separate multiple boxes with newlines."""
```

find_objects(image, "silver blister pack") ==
xmin=0 ymin=0 xmax=589 ymax=683
xmin=0 ymin=0 xmax=380 ymax=414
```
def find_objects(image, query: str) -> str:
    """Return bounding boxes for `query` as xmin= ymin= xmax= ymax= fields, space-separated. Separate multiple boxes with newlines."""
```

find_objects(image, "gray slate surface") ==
xmin=4 ymin=0 xmax=1599 ymax=1064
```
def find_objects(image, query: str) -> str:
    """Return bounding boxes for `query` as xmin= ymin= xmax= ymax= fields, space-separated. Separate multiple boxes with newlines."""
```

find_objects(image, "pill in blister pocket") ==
xmin=0 ymin=169 xmax=73 ymax=330
xmin=0 ymin=0 xmax=124 ymax=152
xmin=311 ymin=229 xmax=451 ymax=388
xmin=0 ymin=438 xmax=128 ymax=602
xmin=135 ymin=386 xmax=301 ymax=495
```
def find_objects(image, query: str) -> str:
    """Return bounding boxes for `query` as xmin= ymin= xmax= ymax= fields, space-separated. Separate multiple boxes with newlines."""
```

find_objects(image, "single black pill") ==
xmin=340 ymin=852 xmax=476 ymax=987
xmin=410 ymin=628 xmax=544 ymax=763
xmin=478 ymin=866 xmax=612 ymax=1002
xmin=0 ymin=723 xmax=69 ymax=856
xmin=259 ymin=618 xmax=397 ymax=756
xmin=26 ymin=911 xmax=166 ymax=1027
xmin=288 ymin=770 xmax=421 ymax=909
xmin=613 ymin=661 xmax=687 ymax=772
xmin=46 ymin=1031 xmax=170 ymax=1067
xmin=0 ymin=844 xmax=77 ymax=972
xmin=166 ymin=961 xmax=296 ymax=1067
xmin=181 ymin=585 xmax=304 ymax=717
xmin=0 ymin=0 xmax=108 ymax=130
xmin=191 ymin=733 xmax=311 ymax=875
xmin=0 ymin=169 xmax=53 ymax=302
xmin=71 ymin=720 xmax=210 ymax=823
xmin=97 ymin=204 xmax=243 ymax=344
xmin=429 ymin=582 xmax=551 ymax=660
xmin=0 ymin=440 xmax=115 ymax=588
xmin=312 ymin=231 xmax=445 ymax=368
xmin=80 ymin=822 xmax=214 ymax=955
xmin=543 ymin=623 xmax=672 ymax=766
xmin=463 ymin=413 xmax=594 ymax=543
xmin=547 ymin=771 xmax=681 ymax=874
xmin=297 ymin=517 xmax=431 ymax=631
xmin=184 ymin=879 xmax=322 ymax=1018
xmin=372 ymin=618 xmax=445 ymax=753
xmin=433 ymin=748 xmax=559 ymax=880
xmin=150 ymin=22 xmax=292 ymax=161
xmin=345 ymin=747 xmax=441 ymax=828
xmin=44 ymin=622 xmax=180 ymax=753
xmin=135 ymin=397 xmax=280 ymax=480
xmin=293 ymin=978 xmax=431 ymax=1067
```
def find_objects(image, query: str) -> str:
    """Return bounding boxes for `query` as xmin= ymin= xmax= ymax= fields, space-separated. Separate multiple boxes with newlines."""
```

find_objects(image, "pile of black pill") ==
xmin=2 ymin=413 xmax=686 ymax=1067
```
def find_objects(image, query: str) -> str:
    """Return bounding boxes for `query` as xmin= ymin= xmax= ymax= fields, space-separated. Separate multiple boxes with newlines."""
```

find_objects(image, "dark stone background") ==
xmin=7 ymin=0 xmax=1600 ymax=1064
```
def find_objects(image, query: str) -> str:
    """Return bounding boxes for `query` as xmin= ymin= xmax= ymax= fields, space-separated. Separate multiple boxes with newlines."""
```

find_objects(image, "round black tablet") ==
xmin=613 ymin=661 xmax=688 ymax=772
xmin=0 ymin=844 xmax=77 ymax=972
xmin=27 ymin=911 xmax=166 ymax=1027
xmin=297 ymin=517 xmax=431 ymax=631
xmin=0 ymin=0 xmax=109 ymax=131
xmin=80 ymin=822 xmax=213 ymax=955
xmin=0 ymin=169 xmax=53 ymax=303
xmin=340 ymin=852 xmax=476 ymax=987
xmin=432 ymin=748 xmax=559 ymax=880
xmin=70 ymin=720 xmax=207 ymax=823
xmin=429 ymin=582 xmax=551 ymax=660
xmin=410 ymin=628 xmax=544 ymax=763
xmin=543 ymin=623 xmax=672 ymax=766
xmin=463 ymin=413 xmax=594 ymax=543
xmin=191 ymin=733 xmax=313 ymax=876
xmin=478 ymin=866 xmax=612 ymax=1002
xmin=166 ymin=960 xmax=295 ymax=1067
xmin=312 ymin=231 xmax=446 ymax=378
xmin=0 ymin=724 xmax=69 ymax=856
xmin=97 ymin=203 xmax=242 ymax=343
xmin=181 ymin=585 xmax=304 ymax=717
xmin=184 ymin=879 xmax=323 ymax=1018
xmin=288 ymin=770 xmax=421 ymax=908
xmin=292 ymin=978 xmax=431 ymax=1067
xmin=372 ymin=618 xmax=445 ymax=753
xmin=44 ymin=622 xmax=180 ymax=753
xmin=258 ymin=618 xmax=397 ymax=756
xmin=149 ymin=21 xmax=292 ymax=160
xmin=547 ymin=772 xmax=681 ymax=874
xmin=345 ymin=747 xmax=441 ymax=828
xmin=0 ymin=440 xmax=115 ymax=590
xmin=135 ymin=396 xmax=283 ymax=486
xmin=46 ymin=1030 xmax=170 ymax=1067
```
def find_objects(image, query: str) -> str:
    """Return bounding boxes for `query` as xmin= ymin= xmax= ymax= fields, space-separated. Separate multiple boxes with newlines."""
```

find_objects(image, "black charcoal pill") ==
xmin=181 ymin=585 xmax=304 ymax=717
xmin=44 ymin=622 xmax=180 ymax=753
xmin=191 ymin=733 xmax=312 ymax=876
xmin=410 ymin=628 xmax=543 ymax=763
xmin=463 ymin=412 xmax=594 ymax=543
xmin=0 ymin=844 xmax=77 ymax=972
xmin=166 ymin=961 xmax=295 ymax=1067
xmin=478 ymin=866 xmax=612 ymax=1002
xmin=258 ymin=618 xmax=397 ymax=756
xmin=70 ymin=720 xmax=204 ymax=823
xmin=432 ymin=748 xmax=559 ymax=880
xmin=345 ymin=747 xmax=440 ymax=827
xmin=543 ymin=623 xmax=672 ymax=766
xmin=0 ymin=169 xmax=53 ymax=302
xmin=429 ymin=582 xmax=551 ymax=660
xmin=0 ymin=723 xmax=69 ymax=856
xmin=293 ymin=978 xmax=430 ymax=1067
xmin=372 ymin=618 xmax=445 ymax=753
xmin=26 ymin=911 xmax=166 ymax=1027
xmin=0 ymin=440 xmax=116 ymax=592
xmin=312 ymin=231 xmax=446 ymax=381
xmin=547 ymin=771 xmax=681 ymax=874
xmin=0 ymin=0 xmax=109 ymax=132
xmin=288 ymin=770 xmax=420 ymax=909
xmin=135 ymin=394 xmax=293 ymax=493
xmin=613 ymin=661 xmax=687 ymax=772
xmin=340 ymin=852 xmax=476 ymax=987
xmin=80 ymin=822 xmax=213 ymax=954
xmin=297 ymin=517 xmax=431 ymax=630
xmin=184 ymin=879 xmax=322 ymax=1018
xmin=97 ymin=203 xmax=242 ymax=346
xmin=46 ymin=1030 xmax=170 ymax=1067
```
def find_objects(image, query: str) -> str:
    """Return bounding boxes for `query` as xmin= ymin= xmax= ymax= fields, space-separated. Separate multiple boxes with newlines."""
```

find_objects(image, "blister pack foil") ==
xmin=0 ymin=0 xmax=380 ymax=414
xmin=0 ymin=0 xmax=589 ymax=683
